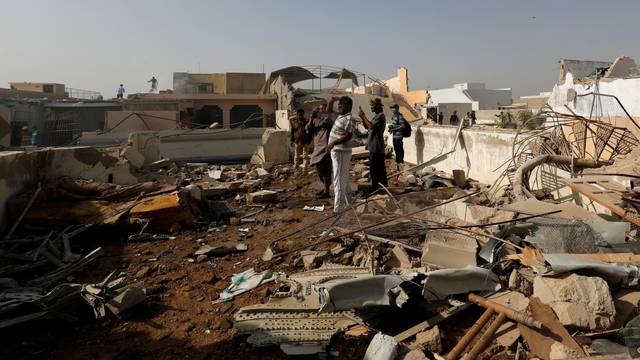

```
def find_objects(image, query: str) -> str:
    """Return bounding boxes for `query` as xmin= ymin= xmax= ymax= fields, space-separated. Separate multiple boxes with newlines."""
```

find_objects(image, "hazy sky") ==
xmin=1 ymin=0 xmax=638 ymax=98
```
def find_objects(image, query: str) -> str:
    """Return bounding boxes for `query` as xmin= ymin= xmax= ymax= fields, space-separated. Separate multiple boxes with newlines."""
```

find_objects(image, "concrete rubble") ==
xmin=3 ymin=58 xmax=640 ymax=360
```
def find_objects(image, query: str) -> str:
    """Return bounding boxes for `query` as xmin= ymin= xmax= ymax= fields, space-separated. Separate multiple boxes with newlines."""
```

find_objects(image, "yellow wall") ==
xmin=184 ymin=74 xmax=226 ymax=94
xmin=9 ymin=83 xmax=66 ymax=97
xmin=226 ymin=73 xmax=266 ymax=94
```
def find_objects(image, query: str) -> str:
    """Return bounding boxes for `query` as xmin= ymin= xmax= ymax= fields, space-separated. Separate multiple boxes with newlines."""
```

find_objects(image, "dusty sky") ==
xmin=1 ymin=0 xmax=638 ymax=98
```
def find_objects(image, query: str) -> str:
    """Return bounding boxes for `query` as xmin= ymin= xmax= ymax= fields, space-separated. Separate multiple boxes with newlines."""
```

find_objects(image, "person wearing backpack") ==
xmin=388 ymin=104 xmax=410 ymax=171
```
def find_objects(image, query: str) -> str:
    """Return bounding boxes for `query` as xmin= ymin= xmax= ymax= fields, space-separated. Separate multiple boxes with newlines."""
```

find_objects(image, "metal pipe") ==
xmin=445 ymin=308 xmax=494 ymax=360
xmin=465 ymin=313 xmax=507 ymax=360
xmin=468 ymin=293 xmax=542 ymax=329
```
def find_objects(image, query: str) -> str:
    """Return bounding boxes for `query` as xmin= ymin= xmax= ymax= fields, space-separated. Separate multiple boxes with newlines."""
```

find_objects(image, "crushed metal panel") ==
xmin=422 ymin=266 xmax=500 ymax=301
xmin=234 ymin=264 xmax=372 ymax=355
xmin=542 ymin=253 xmax=639 ymax=287
xmin=317 ymin=275 xmax=405 ymax=312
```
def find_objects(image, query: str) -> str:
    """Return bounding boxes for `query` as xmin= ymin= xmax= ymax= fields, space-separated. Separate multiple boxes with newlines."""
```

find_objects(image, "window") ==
xmin=197 ymin=83 xmax=214 ymax=93
xmin=43 ymin=84 xmax=54 ymax=93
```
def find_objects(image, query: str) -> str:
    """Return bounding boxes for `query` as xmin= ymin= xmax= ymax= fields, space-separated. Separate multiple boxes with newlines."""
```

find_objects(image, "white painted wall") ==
xmin=428 ymin=86 xmax=512 ymax=111
xmin=548 ymin=72 xmax=640 ymax=119
xmin=80 ymin=128 xmax=266 ymax=162
xmin=402 ymin=125 xmax=517 ymax=185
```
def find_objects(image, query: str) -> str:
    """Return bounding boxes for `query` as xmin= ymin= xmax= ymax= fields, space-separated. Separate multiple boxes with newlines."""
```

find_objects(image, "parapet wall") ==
xmin=403 ymin=125 xmax=518 ymax=186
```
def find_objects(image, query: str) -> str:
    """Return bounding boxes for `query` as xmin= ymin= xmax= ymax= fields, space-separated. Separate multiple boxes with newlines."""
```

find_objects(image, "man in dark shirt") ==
xmin=306 ymin=105 xmax=333 ymax=198
xmin=358 ymin=98 xmax=388 ymax=191
xmin=450 ymin=110 xmax=459 ymax=125
xmin=437 ymin=111 xmax=443 ymax=125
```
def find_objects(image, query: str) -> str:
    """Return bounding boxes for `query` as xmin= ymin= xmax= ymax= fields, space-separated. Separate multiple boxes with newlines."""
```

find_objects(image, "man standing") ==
xmin=116 ymin=84 xmax=125 ymax=99
xmin=306 ymin=106 xmax=333 ymax=198
xmin=450 ymin=110 xmax=459 ymax=125
xmin=437 ymin=111 xmax=443 ymax=125
xmin=148 ymin=76 xmax=158 ymax=93
xmin=323 ymin=96 xmax=356 ymax=213
xmin=388 ymin=104 xmax=408 ymax=172
xmin=358 ymin=98 xmax=387 ymax=191
xmin=290 ymin=109 xmax=311 ymax=170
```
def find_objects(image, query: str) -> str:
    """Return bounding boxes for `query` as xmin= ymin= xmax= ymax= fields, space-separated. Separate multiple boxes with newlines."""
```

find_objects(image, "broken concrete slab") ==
xmin=386 ymin=245 xmax=412 ymax=269
xmin=250 ymin=129 xmax=290 ymax=170
xmin=104 ymin=286 xmax=147 ymax=316
xmin=364 ymin=333 xmax=398 ymax=360
xmin=421 ymin=230 xmax=477 ymax=269
xmin=534 ymin=273 xmax=615 ymax=331
xmin=246 ymin=190 xmax=277 ymax=204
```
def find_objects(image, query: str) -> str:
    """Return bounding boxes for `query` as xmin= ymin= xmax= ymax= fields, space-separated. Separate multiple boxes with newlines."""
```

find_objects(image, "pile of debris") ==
xmin=227 ymin=165 xmax=640 ymax=359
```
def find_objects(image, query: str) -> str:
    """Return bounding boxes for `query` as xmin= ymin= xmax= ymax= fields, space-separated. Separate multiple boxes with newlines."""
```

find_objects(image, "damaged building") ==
xmin=3 ymin=55 xmax=640 ymax=360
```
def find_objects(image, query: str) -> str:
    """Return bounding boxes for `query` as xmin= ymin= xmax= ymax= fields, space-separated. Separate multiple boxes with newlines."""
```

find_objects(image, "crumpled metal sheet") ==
xmin=524 ymin=218 xmax=628 ymax=254
xmin=317 ymin=275 xmax=405 ymax=312
xmin=541 ymin=254 xmax=640 ymax=287
xmin=422 ymin=266 xmax=501 ymax=301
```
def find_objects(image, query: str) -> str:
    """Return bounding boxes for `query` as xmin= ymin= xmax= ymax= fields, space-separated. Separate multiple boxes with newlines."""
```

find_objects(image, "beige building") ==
xmin=9 ymin=82 xmax=67 ymax=98
xmin=173 ymin=72 xmax=266 ymax=95
xmin=124 ymin=93 xmax=277 ymax=128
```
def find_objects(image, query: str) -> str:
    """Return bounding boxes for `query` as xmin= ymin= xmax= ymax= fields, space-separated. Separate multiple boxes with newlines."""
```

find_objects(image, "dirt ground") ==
xmin=1 ymin=167 xmax=399 ymax=359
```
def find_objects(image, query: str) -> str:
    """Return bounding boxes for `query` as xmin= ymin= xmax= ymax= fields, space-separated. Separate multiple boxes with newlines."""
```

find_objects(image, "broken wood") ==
xmin=3 ymin=185 xmax=42 ymax=241
xmin=561 ymin=177 xmax=640 ymax=226
xmin=394 ymin=302 xmax=471 ymax=343
xmin=518 ymin=297 xmax=585 ymax=360
xmin=507 ymin=252 xmax=640 ymax=264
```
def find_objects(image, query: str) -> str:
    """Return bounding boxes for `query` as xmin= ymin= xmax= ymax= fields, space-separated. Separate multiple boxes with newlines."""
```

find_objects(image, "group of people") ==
xmin=115 ymin=76 xmax=158 ymax=99
xmin=289 ymin=96 xmax=409 ymax=214
xmin=433 ymin=110 xmax=475 ymax=126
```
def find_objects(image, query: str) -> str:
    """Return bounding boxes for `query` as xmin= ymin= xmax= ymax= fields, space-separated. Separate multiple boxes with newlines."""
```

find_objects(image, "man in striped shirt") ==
xmin=323 ymin=96 xmax=356 ymax=213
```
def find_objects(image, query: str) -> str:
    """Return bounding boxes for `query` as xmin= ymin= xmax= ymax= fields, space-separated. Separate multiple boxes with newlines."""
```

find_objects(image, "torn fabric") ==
xmin=214 ymin=268 xmax=280 ymax=303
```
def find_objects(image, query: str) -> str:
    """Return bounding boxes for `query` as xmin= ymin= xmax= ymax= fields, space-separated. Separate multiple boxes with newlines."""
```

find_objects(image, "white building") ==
xmin=426 ymin=82 xmax=512 ymax=111
xmin=547 ymin=55 xmax=640 ymax=137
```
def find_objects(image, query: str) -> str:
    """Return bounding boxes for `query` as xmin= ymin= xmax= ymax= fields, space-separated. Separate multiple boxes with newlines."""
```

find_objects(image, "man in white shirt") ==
xmin=116 ymin=84 xmax=125 ymax=99
xmin=323 ymin=96 xmax=356 ymax=213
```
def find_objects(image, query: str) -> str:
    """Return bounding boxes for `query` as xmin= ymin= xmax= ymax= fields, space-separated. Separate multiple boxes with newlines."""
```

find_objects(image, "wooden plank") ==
xmin=561 ymin=179 xmax=640 ymax=226
xmin=518 ymin=297 xmax=585 ymax=360
xmin=394 ymin=302 xmax=471 ymax=343
xmin=507 ymin=252 xmax=640 ymax=264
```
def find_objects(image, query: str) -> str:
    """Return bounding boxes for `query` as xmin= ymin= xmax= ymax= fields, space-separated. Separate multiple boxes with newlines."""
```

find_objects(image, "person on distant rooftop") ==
xmin=148 ymin=76 xmax=158 ymax=93
xmin=116 ymin=84 xmax=125 ymax=99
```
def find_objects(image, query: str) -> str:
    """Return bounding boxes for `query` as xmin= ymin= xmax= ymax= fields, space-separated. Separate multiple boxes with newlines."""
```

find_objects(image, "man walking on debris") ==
xmin=290 ymin=108 xmax=311 ymax=170
xmin=323 ymin=96 xmax=356 ymax=213
xmin=388 ymin=103 xmax=408 ymax=172
xmin=358 ymin=98 xmax=388 ymax=191
xmin=306 ymin=106 xmax=333 ymax=198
